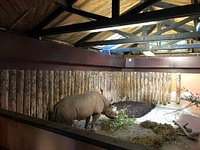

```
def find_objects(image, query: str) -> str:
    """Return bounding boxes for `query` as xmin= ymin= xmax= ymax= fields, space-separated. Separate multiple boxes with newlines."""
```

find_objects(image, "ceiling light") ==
xmin=143 ymin=51 xmax=155 ymax=56
xmin=89 ymin=21 xmax=158 ymax=33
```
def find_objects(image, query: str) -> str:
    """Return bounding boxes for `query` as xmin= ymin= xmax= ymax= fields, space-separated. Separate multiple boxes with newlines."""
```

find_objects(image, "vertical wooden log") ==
xmin=168 ymin=73 xmax=173 ymax=104
xmin=71 ymin=71 xmax=75 ymax=95
xmin=64 ymin=71 xmax=68 ymax=96
xmin=176 ymin=73 xmax=181 ymax=104
xmin=134 ymin=72 xmax=137 ymax=101
xmin=30 ymin=70 xmax=36 ymax=117
xmin=43 ymin=70 xmax=49 ymax=120
xmin=54 ymin=70 xmax=60 ymax=104
xmin=0 ymin=70 xmax=9 ymax=109
xmin=140 ymin=72 xmax=145 ymax=101
xmin=135 ymin=72 xmax=139 ymax=101
xmin=81 ymin=71 xmax=85 ymax=94
xmin=154 ymin=72 xmax=159 ymax=104
xmin=130 ymin=72 xmax=134 ymax=101
xmin=49 ymin=71 xmax=54 ymax=110
xmin=84 ymin=71 xmax=89 ymax=93
xmin=162 ymin=73 xmax=167 ymax=105
xmin=8 ymin=70 xmax=17 ymax=111
xmin=36 ymin=70 xmax=43 ymax=118
xmin=24 ymin=70 xmax=31 ymax=115
xmin=74 ymin=71 xmax=79 ymax=94
xmin=59 ymin=70 xmax=64 ymax=99
xmin=16 ymin=70 xmax=24 ymax=113
xmin=68 ymin=71 xmax=72 ymax=95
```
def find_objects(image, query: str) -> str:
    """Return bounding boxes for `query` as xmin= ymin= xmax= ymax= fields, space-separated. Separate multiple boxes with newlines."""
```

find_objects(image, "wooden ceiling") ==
xmin=0 ymin=0 xmax=200 ymax=56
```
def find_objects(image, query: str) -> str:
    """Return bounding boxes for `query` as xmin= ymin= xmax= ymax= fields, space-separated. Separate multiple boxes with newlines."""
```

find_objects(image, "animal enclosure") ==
xmin=0 ymin=69 xmax=181 ymax=120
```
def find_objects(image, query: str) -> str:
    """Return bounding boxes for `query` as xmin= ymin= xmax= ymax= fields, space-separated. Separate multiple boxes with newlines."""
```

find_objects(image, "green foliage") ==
xmin=101 ymin=110 xmax=135 ymax=132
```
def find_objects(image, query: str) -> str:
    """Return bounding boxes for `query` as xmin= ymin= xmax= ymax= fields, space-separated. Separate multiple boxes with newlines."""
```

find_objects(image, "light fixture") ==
xmin=143 ymin=51 xmax=155 ymax=56
xmin=89 ymin=21 xmax=158 ymax=33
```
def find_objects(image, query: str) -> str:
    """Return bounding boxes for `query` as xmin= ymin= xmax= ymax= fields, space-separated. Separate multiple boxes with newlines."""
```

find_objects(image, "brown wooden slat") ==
xmin=30 ymin=70 xmax=36 ymax=117
xmin=49 ymin=70 xmax=54 ymax=112
xmin=0 ymin=70 xmax=9 ymax=109
xmin=8 ymin=70 xmax=16 ymax=111
xmin=54 ymin=70 xmax=60 ymax=103
xmin=43 ymin=70 xmax=49 ymax=120
xmin=59 ymin=70 xmax=64 ymax=99
xmin=16 ymin=70 xmax=24 ymax=113
xmin=24 ymin=70 xmax=31 ymax=115
xmin=36 ymin=70 xmax=43 ymax=118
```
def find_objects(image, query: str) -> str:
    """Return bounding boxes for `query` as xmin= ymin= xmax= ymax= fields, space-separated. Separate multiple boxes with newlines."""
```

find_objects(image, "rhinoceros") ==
xmin=51 ymin=91 xmax=118 ymax=130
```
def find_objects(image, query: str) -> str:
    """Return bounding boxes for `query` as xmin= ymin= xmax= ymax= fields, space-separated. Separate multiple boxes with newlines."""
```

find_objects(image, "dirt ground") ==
xmin=74 ymin=102 xmax=200 ymax=150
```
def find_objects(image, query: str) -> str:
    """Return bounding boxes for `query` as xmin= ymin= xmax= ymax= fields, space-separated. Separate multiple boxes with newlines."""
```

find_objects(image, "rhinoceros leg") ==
xmin=91 ymin=113 xmax=101 ymax=131
xmin=85 ymin=116 xmax=91 ymax=129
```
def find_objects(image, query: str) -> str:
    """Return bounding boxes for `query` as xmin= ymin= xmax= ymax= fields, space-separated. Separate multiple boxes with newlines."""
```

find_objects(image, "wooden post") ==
xmin=30 ymin=70 xmax=36 ymax=117
xmin=0 ymin=70 xmax=9 ymax=109
xmin=16 ymin=70 xmax=24 ymax=113
xmin=36 ymin=70 xmax=43 ymax=118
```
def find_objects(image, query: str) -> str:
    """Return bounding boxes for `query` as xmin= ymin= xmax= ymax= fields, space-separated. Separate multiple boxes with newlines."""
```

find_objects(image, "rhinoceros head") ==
xmin=104 ymin=104 xmax=118 ymax=119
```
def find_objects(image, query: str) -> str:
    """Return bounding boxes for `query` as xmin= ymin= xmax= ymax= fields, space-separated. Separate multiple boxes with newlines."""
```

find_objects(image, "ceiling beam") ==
xmin=39 ymin=4 xmax=200 ymax=36
xmin=28 ymin=6 xmax=65 ymax=36
xmin=74 ymin=32 xmax=99 ymax=46
xmin=154 ymin=1 xmax=179 ymax=8
xmin=103 ymin=43 xmax=200 ymax=52
xmin=58 ymin=3 xmax=109 ymax=20
xmin=9 ymin=9 xmax=31 ymax=31
xmin=153 ymin=15 xmax=197 ymax=36
xmin=121 ymin=0 xmax=160 ymax=17
xmin=164 ymin=20 xmax=194 ymax=32
xmin=76 ymin=32 xmax=200 ymax=47
xmin=112 ymin=0 xmax=120 ymax=18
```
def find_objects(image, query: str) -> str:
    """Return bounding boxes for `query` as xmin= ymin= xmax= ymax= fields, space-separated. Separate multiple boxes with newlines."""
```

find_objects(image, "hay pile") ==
xmin=132 ymin=120 xmax=178 ymax=148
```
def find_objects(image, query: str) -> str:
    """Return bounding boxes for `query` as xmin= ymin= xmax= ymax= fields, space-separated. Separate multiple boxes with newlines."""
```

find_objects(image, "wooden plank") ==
xmin=43 ymin=70 xmax=49 ymax=120
xmin=30 ymin=70 xmax=36 ymax=117
xmin=8 ymin=70 xmax=16 ymax=111
xmin=0 ymin=70 xmax=9 ymax=109
xmin=16 ymin=70 xmax=24 ymax=113
xmin=176 ymin=73 xmax=181 ymax=104
xmin=59 ymin=70 xmax=65 ymax=99
xmin=49 ymin=71 xmax=54 ymax=111
xmin=71 ymin=71 xmax=75 ymax=95
xmin=36 ymin=70 xmax=43 ymax=118
xmin=54 ymin=70 xmax=60 ymax=103
xmin=68 ymin=71 xmax=72 ymax=95
xmin=24 ymin=70 xmax=31 ymax=115
xmin=64 ymin=71 xmax=68 ymax=96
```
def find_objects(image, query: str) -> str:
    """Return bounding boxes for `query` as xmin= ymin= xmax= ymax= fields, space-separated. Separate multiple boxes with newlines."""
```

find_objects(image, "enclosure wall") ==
xmin=0 ymin=69 xmax=181 ymax=119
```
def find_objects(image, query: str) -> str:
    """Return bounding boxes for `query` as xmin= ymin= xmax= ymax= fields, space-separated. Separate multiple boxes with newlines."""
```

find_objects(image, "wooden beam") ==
xmin=75 ymin=32 xmax=200 ymax=47
xmin=58 ymin=3 xmax=109 ymax=20
xmin=0 ymin=31 xmax=125 ymax=69
xmin=112 ymin=0 xmax=120 ymax=18
xmin=154 ymin=1 xmax=179 ymax=8
xmin=74 ymin=32 xmax=100 ymax=46
xmin=9 ymin=9 xmax=31 ymax=31
xmin=28 ymin=6 xmax=65 ymax=36
xmin=104 ymin=43 xmax=200 ymax=52
xmin=125 ymin=56 xmax=200 ymax=69
xmin=39 ymin=4 xmax=200 ymax=36
xmin=153 ymin=15 xmax=197 ymax=36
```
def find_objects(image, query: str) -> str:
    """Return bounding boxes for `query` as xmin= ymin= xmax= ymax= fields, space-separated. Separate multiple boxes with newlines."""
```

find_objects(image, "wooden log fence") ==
xmin=0 ymin=69 xmax=180 ymax=119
